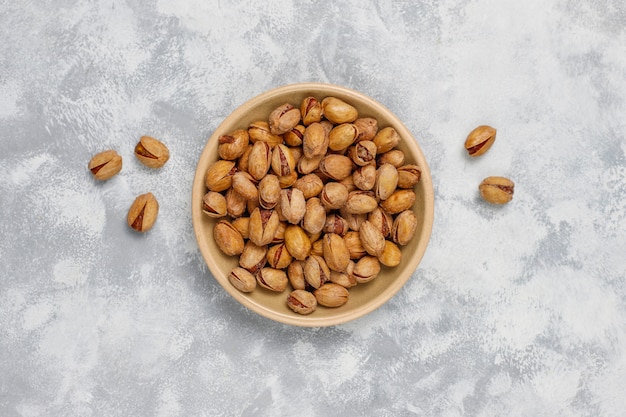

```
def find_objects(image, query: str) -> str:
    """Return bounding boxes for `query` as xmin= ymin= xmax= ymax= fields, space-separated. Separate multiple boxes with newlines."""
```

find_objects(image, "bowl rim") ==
xmin=192 ymin=82 xmax=434 ymax=327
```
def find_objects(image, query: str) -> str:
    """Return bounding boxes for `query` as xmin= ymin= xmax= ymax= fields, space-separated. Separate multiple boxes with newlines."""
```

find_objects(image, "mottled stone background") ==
xmin=1 ymin=1 xmax=625 ymax=416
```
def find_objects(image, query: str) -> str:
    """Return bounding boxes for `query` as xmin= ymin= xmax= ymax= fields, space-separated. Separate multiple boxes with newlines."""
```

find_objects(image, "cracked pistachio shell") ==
xmin=380 ymin=189 xmax=416 ymax=214
xmin=319 ymin=154 xmax=353 ymax=181
xmin=231 ymin=217 xmax=250 ymax=240
xmin=228 ymin=267 xmax=256 ymax=293
xmin=278 ymin=171 xmax=298 ymax=189
xmin=391 ymin=210 xmax=418 ymax=245
xmin=271 ymin=144 xmax=296 ymax=177
xmin=300 ymin=96 xmax=323 ymax=126
xmin=213 ymin=220 xmax=245 ymax=256
xmin=344 ymin=191 xmax=378 ymax=214
xmin=304 ymin=254 xmax=331 ymax=289
xmin=374 ymin=163 xmax=399 ymax=201
xmin=339 ymin=207 xmax=367 ymax=231
xmin=283 ymin=225 xmax=311 ymax=261
xmin=257 ymin=267 xmax=288 ymax=292
xmin=239 ymin=241 xmax=267 ymax=274
xmin=128 ymin=192 xmax=159 ymax=233
xmin=202 ymin=191 xmax=227 ymax=218
xmin=310 ymin=239 xmax=324 ymax=257
xmin=339 ymin=174 xmax=357 ymax=193
xmin=258 ymin=174 xmax=281 ymax=209
xmin=479 ymin=176 xmax=514 ymax=204
xmin=249 ymin=208 xmax=281 ymax=247
xmin=269 ymin=103 xmax=301 ymax=135
xmin=303 ymin=122 xmax=328 ymax=159
xmin=302 ymin=197 xmax=326 ymax=235
xmin=323 ymin=213 xmax=349 ymax=236
xmin=205 ymin=160 xmax=237 ymax=192
xmin=323 ymin=233 xmax=351 ymax=272
xmin=218 ymin=129 xmax=249 ymax=161
xmin=343 ymin=231 xmax=367 ymax=259
xmin=465 ymin=125 xmax=496 ymax=157
xmin=287 ymin=289 xmax=318 ymax=315
xmin=287 ymin=260 xmax=306 ymax=290
xmin=89 ymin=149 xmax=122 ymax=180
xmin=272 ymin=221 xmax=287 ymax=244
xmin=314 ymin=283 xmax=349 ymax=307
xmin=320 ymin=182 xmax=349 ymax=211
xmin=225 ymin=188 xmax=246 ymax=218
xmin=352 ymin=256 xmax=381 ymax=284
xmin=266 ymin=242 xmax=293 ymax=269
xmin=279 ymin=188 xmax=306 ymax=224
xmin=368 ymin=207 xmax=393 ymax=238
xmin=248 ymin=120 xmax=282 ymax=147
xmin=353 ymin=163 xmax=376 ymax=191
xmin=293 ymin=173 xmax=324 ymax=199
xmin=231 ymin=171 xmax=259 ymax=201
xmin=237 ymin=144 xmax=253 ymax=173
xmin=328 ymin=123 xmax=358 ymax=151
xmin=378 ymin=240 xmax=402 ymax=267
xmin=349 ymin=141 xmax=377 ymax=166
xmin=329 ymin=270 xmax=357 ymax=288
xmin=377 ymin=149 xmax=405 ymax=168
xmin=359 ymin=220 xmax=386 ymax=257
xmin=297 ymin=155 xmax=323 ymax=175
xmin=248 ymin=140 xmax=272 ymax=181
xmin=284 ymin=124 xmax=305 ymax=147
xmin=353 ymin=117 xmax=378 ymax=142
xmin=321 ymin=97 xmax=358 ymax=124
xmin=373 ymin=126 xmax=401 ymax=154
xmin=397 ymin=165 xmax=422 ymax=189
xmin=134 ymin=136 xmax=170 ymax=168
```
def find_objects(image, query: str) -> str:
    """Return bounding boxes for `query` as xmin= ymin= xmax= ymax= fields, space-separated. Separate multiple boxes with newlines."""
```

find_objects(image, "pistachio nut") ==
xmin=479 ymin=176 xmax=514 ymax=204
xmin=88 ymin=149 xmax=122 ymax=180
xmin=231 ymin=171 xmax=259 ymax=201
xmin=248 ymin=140 xmax=272 ymax=181
xmin=205 ymin=159 xmax=237 ymax=192
xmin=328 ymin=123 xmax=358 ymax=151
xmin=322 ymin=233 xmax=351 ymax=272
xmin=293 ymin=173 xmax=324 ymax=199
xmin=288 ymin=146 xmax=303 ymax=164
xmin=380 ymin=189 xmax=416 ymax=214
xmin=218 ymin=129 xmax=249 ymax=161
xmin=313 ymin=283 xmax=349 ymax=307
xmin=344 ymin=190 xmax=378 ymax=214
xmin=266 ymin=243 xmax=293 ymax=269
xmin=377 ymin=149 xmax=405 ymax=167
xmin=228 ymin=267 xmax=256 ymax=293
xmin=269 ymin=103 xmax=301 ymax=135
xmin=368 ymin=207 xmax=393 ymax=238
xmin=373 ymin=126 xmax=401 ymax=154
xmin=231 ymin=216 xmax=250 ymax=239
xmin=397 ymin=165 xmax=421 ymax=189
xmin=320 ymin=182 xmax=349 ymax=211
xmin=213 ymin=219 xmax=245 ymax=256
xmin=287 ymin=289 xmax=317 ymax=315
xmin=247 ymin=197 xmax=260 ymax=215
xmin=279 ymin=188 xmax=306 ymax=224
xmin=134 ymin=136 xmax=170 ymax=168
xmin=319 ymin=154 xmax=353 ymax=181
xmin=302 ymin=197 xmax=327 ymax=235
xmin=343 ymin=230 xmax=367 ymax=259
xmin=249 ymin=207 xmax=281 ymax=246
xmin=378 ymin=240 xmax=402 ymax=267
xmin=248 ymin=120 xmax=282 ymax=147
xmin=303 ymin=122 xmax=328 ymax=159
xmin=258 ymin=174 xmax=281 ymax=209
xmin=391 ymin=210 xmax=417 ymax=245
xmin=284 ymin=124 xmax=305 ymax=147
xmin=283 ymin=225 xmax=311 ymax=260
xmin=339 ymin=174 xmax=357 ymax=192
xmin=239 ymin=241 xmax=268 ymax=274
xmin=271 ymin=143 xmax=296 ymax=177
xmin=352 ymin=163 xmax=376 ymax=191
xmin=374 ymin=163 xmax=399 ymax=201
xmin=128 ymin=192 xmax=159 ymax=233
xmin=304 ymin=254 xmax=331 ymax=289
xmin=278 ymin=171 xmax=298 ymax=188
xmin=339 ymin=207 xmax=367 ymax=231
xmin=329 ymin=270 xmax=357 ymax=288
xmin=348 ymin=141 xmax=377 ymax=166
xmin=358 ymin=220 xmax=386 ymax=257
xmin=297 ymin=155 xmax=323 ymax=175
xmin=300 ymin=96 xmax=323 ymax=126
xmin=353 ymin=117 xmax=378 ymax=142
xmin=272 ymin=221 xmax=287 ymax=244
xmin=321 ymin=97 xmax=358 ymax=124
xmin=202 ymin=191 xmax=227 ymax=218
xmin=287 ymin=260 xmax=307 ymax=290
xmin=323 ymin=213 xmax=349 ymax=236
xmin=225 ymin=188 xmax=246 ymax=218
xmin=310 ymin=239 xmax=324 ymax=257
xmin=352 ymin=256 xmax=381 ymax=284
xmin=257 ymin=267 xmax=288 ymax=292
xmin=465 ymin=125 xmax=496 ymax=157
xmin=237 ymin=145 xmax=253 ymax=173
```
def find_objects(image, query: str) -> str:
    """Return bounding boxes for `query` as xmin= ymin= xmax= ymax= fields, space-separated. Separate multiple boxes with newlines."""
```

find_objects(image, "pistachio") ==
xmin=343 ymin=230 xmax=367 ymax=259
xmin=300 ymin=96 xmax=323 ymax=126
xmin=225 ymin=188 xmax=247 ymax=218
xmin=339 ymin=207 xmax=367 ymax=231
xmin=202 ymin=191 xmax=227 ymax=218
xmin=303 ymin=122 xmax=328 ymax=159
xmin=248 ymin=140 xmax=272 ymax=181
xmin=284 ymin=125 xmax=305 ymax=147
xmin=283 ymin=225 xmax=311 ymax=260
xmin=287 ymin=260 xmax=307 ymax=290
xmin=272 ymin=221 xmax=287 ymax=244
xmin=293 ymin=173 xmax=324 ymax=199
xmin=465 ymin=125 xmax=496 ymax=157
xmin=88 ymin=150 xmax=122 ymax=180
xmin=239 ymin=241 xmax=268 ymax=274
xmin=321 ymin=97 xmax=358 ymax=124
xmin=270 ymin=144 xmax=296 ymax=177
xmin=322 ymin=233 xmax=351 ymax=272
xmin=328 ymin=123 xmax=358 ymax=151
xmin=237 ymin=145 xmax=253 ymax=173
xmin=127 ymin=192 xmax=159 ymax=233
xmin=368 ymin=207 xmax=393 ymax=238
xmin=391 ymin=210 xmax=417 ymax=245
xmin=278 ymin=171 xmax=298 ymax=189
xmin=134 ymin=136 xmax=170 ymax=168
xmin=297 ymin=155 xmax=323 ymax=175
xmin=302 ymin=197 xmax=327 ymax=235
xmin=257 ymin=267 xmax=288 ymax=292
xmin=374 ymin=163 xmax=399 ymax=201
xmin=353 ymin=117 xmax=378 ymax=142
xmin=304 ymin=254 xmax=331 ymax=289
xmin=323 ymin=213 xmax=349 ymax=236
xmin=231 ymin=216 xmax=251 ymax=239
xmin=397 ymin=165 xmax=421 ymax=189
xmin=228 ymin=267 xmax=256 ymax=293
xmin=339 ymin=174 xmax=357 ymax=192
xmin=310 ymin=239 xmax=324 ymax=257
xmin=258 ymin=174 xmax=281 ymax=209
xmin=218 ymin=129 xmax=249 ymax=161
xmin=269 ymin=103 xmax=301 ymax=135
xmin=287 ymin=289 xmax=317 ymax=315
xmin=359 ymin=220 xmax=386 ymax=257
xmin=344 ymin=190 xmax=378 ymax=214
xmin=348 ymin=141 xmax=377 ymax=166
xmin=313 ymin=283 xmax=349 ymax=307
xmin=329 ymin=270 xmax=357 ymax=289
xmin=247 ymin=197 xmax=260 ymax=215
xmin=376 ymin=149 xmax=405 ymax=167
xmin=373 ymin=126 xmax=401 ymax=154
xmin=352 ymin=256 xmax=381 ymax=284
xmin=378 ymin=240 xmax=402 ymax=267
xmin=213 ymin=219 xmax=245 ymax=256
xmin=289 ymin=146 xmax=303 ymax=164
xmin=318 ymin=154 xmax=353 ymax=181
xmin=479 ymin=176 xmax=514 ymax=204
xmin=352 ymin=163 xmax=377 ymax=191
xmin=249 ymin=207 xmax=281 ymax=246
xmin=320 ymin=182 xmax=349 ymax=211
xmin=205 ymin=160 xmax=237 ymax=192
xmin=266 ymin=242 xmax=293 ymax=269
xmin=279 ymin=188 xmax=306 ymax=224
xmin=248 ymin=120 xmax=282 ymax=147
xmin=380 ymin=189 xmax=416 ymax=214
xmin=231 ymin=171 xmax=259 ymax=201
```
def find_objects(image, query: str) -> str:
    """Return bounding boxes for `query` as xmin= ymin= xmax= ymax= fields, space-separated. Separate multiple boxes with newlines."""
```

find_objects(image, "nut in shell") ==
xmin=269 ymin=103 xmax=301 ymax=135
xmin=127 ymin=192 xmax=159 ymax=233
xmin=373 ymin=127 xmax=401 ymax=154
xmin=304 ymin=254 xmax=331 ymax=289
xmin=380 ymin=189 xmax=416 ymax=214
xmin=258 ymin=174 xmax=281 ymax=209
xmin=479 ymin=176 xmax=514 ymax=204
xmin=213 ymin=219 xmax=245 ymax=256
xmin=465 ymin=125 xmax=496 ymax=157
xmin=359 ymin=220 xmax=386 ymax=257
xmin=353 ymin=117 xmax=378 ymax=142
xmin=378 ymin=240 xmax=402 ymax=267
xmin=283 ymin=225 xmax=311 ymax=261
xmin=257 ymin=267 xmax=288 ymax=292
xmin=397 ymin=165 xmax=421 ymax=189
xmin=314 ymin=283 xmax=349 ymax=307
xmin=89 ymin=150 xmax=122 ymax=180
xmin=202 ymin=191 xmax=227 ymax=218
xmin=239 ymin=241 xmax=267 ymax=274
xmin=322 ymin=233 xmax=351 ymax=272
xmin=228 ymin=267 xmax=256 ymax=293
xmin=352 ymin=256 xmax=381 ymax=284
xmin=248 ymin=141 xmax=272 ymax=181
xmin=205 ymin=160 xmax=237 ymax=192
xmin=287 ymin=289 xmax=317 ymax=315
xmin=218 ymin=129 xmax=249 ymax=160
xmin=134 ymin=136 xmax=170 ymax=168
xmin=287 ymin=260 xmax=306 ymax=290
xmin=300 ymin=96 xmax=323 ymax=126
xmin=391 ymin=210 xmax=417 ymax=245
xmin=321 ymin=97 xmax=358 ymax=124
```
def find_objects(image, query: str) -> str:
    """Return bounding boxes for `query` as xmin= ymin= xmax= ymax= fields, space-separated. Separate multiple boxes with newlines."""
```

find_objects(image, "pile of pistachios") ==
xmin=202 ymin=96 xmax=421 ymax=315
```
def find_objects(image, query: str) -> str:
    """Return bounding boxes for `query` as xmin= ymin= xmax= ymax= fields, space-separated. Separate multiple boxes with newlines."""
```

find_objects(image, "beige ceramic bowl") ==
xmin=192 ymin=83 xmax=434 ymax=327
